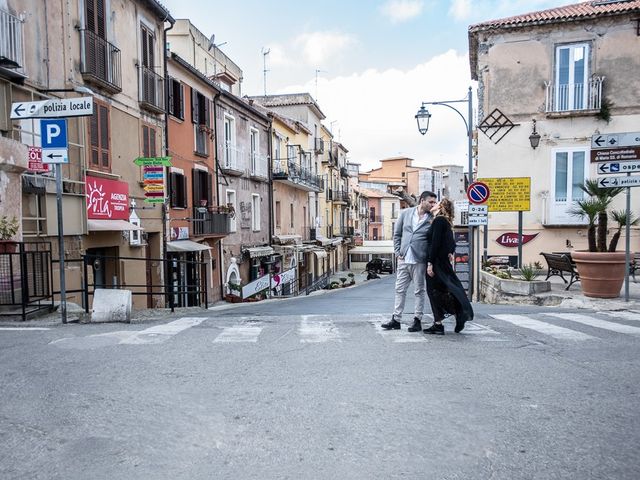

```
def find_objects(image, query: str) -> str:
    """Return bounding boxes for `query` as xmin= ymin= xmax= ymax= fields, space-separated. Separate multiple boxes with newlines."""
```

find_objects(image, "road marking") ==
xmin=369 ymin=316 xmax=427 ymax=342
xmin=119 ymin=317 xmax=206 ymax=345
xmin=299 ymin=315 xmax=344 ymax=343
xmin=490 ymin=314 xmax=595 ymax=341
xmin=597 ymin=311 xmax=640 ymax=322
xmin=462 ymin=322 xmax=507 ymax=341
xmin=0 ymin=327 xmax=50 ymax=331
xmin=213 ymin=325 xmax=262 ymax=343
xmin=545 ymin=313 xmax=640 ymax=336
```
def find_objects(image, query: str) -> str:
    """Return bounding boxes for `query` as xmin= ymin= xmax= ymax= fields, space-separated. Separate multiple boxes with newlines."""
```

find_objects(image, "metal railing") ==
xmin=223 ymin=143 xmax=243 ymax=172
xmin=301 ymin=271 xmax=331 ymax=295
xmin=192 ymin=208 xmax=230 ymax=236
xmin=303 ymin=227 xmax=317 ymax=241
xmin=339 ymin=226 xmax=354 ymax=237
xmin=250 ymin=152 xmax=269 ymax=179
xmin=370 ymin=215 xmax=384 ymax=223
xmin=272 ymin=158 xmax=323 ymax=190
xmin=545 ymin=77 xmax=604 ymax=112
xmin=139 ymin=66 xmax=164 ymax=112
xmin=80 ymin=29 xmax=122 ymax=92
xmin=0 ymin=9 xmax=24 ymax=73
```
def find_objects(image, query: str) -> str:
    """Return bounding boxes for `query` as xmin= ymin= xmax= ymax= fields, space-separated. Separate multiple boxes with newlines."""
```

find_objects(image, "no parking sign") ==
xmin=467 ymin=181 xmax=490 ymax=204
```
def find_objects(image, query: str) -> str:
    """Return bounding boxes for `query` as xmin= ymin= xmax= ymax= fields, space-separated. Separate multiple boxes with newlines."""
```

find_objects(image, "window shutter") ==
xmin=192 ymin=169 xmax=201 ymax=206
xmin=207 ymin=173 xmax=213 ymax=206
xmin=204 ymin=99 xmax=211 ymax=128
xmin=180 ymin=174 xmax=188 ymax=208
xmin=142 ymin=125 xmax=149 ymax=157
xmin=99 ymin=104 xmax=110 ymax=168
xmin=90 ymin=107 xmax=99 ymax=166
xmin=167 ymin=79 xmax=174 ymax=116
xmin=150 ymin=128 xmax=156 ymax=157
xmin=86 ymin=0 xmax=96 ymax=33
xmin=96 ymin=0 xmax=105 ymax=38
xmin=169 ymin=172 xmax=177 ymax=207
xmin=178 ymin=84 xmax=184 ymax=119
xmin=191 ymin=88 xmax=198 ymax=124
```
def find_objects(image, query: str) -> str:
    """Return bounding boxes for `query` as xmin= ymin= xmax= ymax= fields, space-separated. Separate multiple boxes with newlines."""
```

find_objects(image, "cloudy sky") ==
xmin=161 ymin=0 xmax=561 ymax=172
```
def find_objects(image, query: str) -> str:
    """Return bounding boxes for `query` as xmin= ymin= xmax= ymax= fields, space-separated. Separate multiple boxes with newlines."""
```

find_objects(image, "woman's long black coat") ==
xmin=425 ymin=216 xmax=474 ymax=323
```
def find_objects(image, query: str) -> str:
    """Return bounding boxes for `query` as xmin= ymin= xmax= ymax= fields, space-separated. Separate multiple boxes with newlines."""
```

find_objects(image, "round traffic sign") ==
xmin=467 ymin=181 xmax=490 ymax=204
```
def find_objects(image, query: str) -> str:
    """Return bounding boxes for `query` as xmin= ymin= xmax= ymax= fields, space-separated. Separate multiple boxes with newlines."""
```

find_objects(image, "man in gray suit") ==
xmin=382 ymin=191 xmax=438 ymax=332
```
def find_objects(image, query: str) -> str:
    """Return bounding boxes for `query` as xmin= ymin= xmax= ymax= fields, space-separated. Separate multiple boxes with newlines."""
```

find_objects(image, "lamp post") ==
xmin=415 ymin=86 xmax=475 ymax=299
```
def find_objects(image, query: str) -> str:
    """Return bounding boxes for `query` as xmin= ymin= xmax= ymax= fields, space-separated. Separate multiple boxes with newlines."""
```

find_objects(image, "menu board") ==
xmin=453 ymin=229 xmax=470 ymax=293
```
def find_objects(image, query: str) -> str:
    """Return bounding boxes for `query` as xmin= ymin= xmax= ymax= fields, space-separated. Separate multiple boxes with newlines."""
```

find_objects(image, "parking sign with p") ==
xmin=40 ymin=119 xmax=69 ymax=164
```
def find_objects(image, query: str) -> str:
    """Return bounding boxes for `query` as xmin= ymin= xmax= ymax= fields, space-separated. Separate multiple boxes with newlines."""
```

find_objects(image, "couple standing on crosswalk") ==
xmin=381 ymin=191 xmax=474 ymax=335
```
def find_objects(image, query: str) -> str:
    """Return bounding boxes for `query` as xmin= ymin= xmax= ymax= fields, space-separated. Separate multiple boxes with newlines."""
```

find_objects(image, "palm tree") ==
xmin=608 ymin=210 xmax=639 ymax=252
xmin=569 ymin=198 xmax=601 ymax=252
xmin=575 ymin=180 xmax=624 ymax=252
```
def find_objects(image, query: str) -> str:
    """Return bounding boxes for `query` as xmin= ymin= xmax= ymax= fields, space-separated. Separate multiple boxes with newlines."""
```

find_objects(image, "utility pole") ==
xmin=262 ymin=48 xmax=270 ymax=96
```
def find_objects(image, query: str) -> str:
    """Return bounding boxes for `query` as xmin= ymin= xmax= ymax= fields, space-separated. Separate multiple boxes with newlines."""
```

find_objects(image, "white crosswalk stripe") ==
xmin=369 ymin=315 xmax=426 ymax=342
xmin=461 ymin=322 xmax=506 ymax=341
xmin=545 ymin=312 xmax=640 ymax=336
xmin=299 ymin=315 xmax=344 ymax=343
xmin=597 ymin=311 xmax=640 ymax=322
xmin=213 ymin=325 xmax=263 ymax=343
xmin=490 ymin=314 xmax=596 ymax=341
xmin=119 ymin=317 xmax=206 ymax=345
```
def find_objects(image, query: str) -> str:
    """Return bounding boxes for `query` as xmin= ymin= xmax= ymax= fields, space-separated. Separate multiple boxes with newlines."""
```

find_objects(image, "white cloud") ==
xmin=380 ymin=0 xmax=425 ymax=24
xmin=278 ymin=50 xmax=475 ymax=173
xmin=449 ymin=0 xmax=472 ymax=21
xmin=295 ymin=31 xmax=357 ymax=66
xmin=264 ymin=44 xmax=290 ymax=67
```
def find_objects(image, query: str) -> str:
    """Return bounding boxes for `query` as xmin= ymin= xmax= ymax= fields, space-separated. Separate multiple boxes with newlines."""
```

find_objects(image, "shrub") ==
xmin=520 ymin=263 xmax=539 ymax=282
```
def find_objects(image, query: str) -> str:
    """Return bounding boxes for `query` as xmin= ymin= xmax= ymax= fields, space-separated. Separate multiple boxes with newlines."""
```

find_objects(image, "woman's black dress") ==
xmin=425 ymin=216 xmax=474 ymax=328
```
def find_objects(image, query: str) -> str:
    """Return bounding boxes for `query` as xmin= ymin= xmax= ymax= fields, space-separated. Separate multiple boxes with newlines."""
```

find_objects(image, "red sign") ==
xmin=467 ymin=181 xmax=490 ymax=204
xmin=495 ymin=232 xmax=539 ymax=248
xmin=86 ymin=176 xmax=129 ymax=220
xmin=27 ymin=147 xmax=49 ymax=173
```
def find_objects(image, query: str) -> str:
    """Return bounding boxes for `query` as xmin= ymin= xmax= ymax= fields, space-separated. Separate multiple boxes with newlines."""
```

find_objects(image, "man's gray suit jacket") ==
xmin=393 ymin=207 xmax=431 ymax=264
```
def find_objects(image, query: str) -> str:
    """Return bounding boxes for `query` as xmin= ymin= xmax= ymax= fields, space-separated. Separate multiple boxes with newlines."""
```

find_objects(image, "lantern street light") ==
xmin=415 ymin=86 xmax=475 ymax=299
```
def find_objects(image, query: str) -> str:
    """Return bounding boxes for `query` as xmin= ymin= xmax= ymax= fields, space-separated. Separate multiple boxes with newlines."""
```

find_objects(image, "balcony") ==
xmin=339 ymin=226 xmax=354 ymax=237
xmin=340 ymin=167 xmax=349 ymax=178
xmin=314 ymin=137 xmax=324 ymax=154
xmin=545 ymin=77 xmax=604 ymax=114
xmin=303 ymin=227 xmax=317 ymax=241
xmin=80 ymin=29 xmax=122 ymax=93
xmin=139 ymin=66 xmax=164 ymax=113
xmin=250 ymin=152 xmax=269 ymax=181
xmin=273 ymin=158 xmax=323 ymax=192
xmin=221 ymin=143 xmax=244 ymax=176
xmin=192 ymin=207 xmax=230 ymax=237
xmin=0 ymin=9 xmax=25 ymax=78
xmin=333 ymin=190 xmax=349 ymax=205
xmin=370 ymin=215 xmax=383 ymax=223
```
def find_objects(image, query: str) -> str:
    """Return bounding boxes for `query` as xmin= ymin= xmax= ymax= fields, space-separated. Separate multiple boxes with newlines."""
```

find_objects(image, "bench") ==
xmin=539 ymin=252 xmax=580 ymax=290
xmin=632 ymin=253 xmax=640 ymax=282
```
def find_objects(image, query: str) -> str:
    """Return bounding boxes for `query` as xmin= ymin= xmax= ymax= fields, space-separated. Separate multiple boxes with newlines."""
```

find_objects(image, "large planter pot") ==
xmin=571 ymin=250 xmax=626 ymax=298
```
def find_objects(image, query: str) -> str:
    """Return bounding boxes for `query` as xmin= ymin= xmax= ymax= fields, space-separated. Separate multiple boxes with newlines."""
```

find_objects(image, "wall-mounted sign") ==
xmin=242 ymin=274 xmax=270 ymax=299
xmin=86 ymin=176 xmax=129 ymax=220
xmin=171 ymin=227 xmax=189 ymax=240
xmin=271 ymin=268 xmax=296 ymax=289
xmin=478 ymin=177 xmax=531 ymax=212
xmin=495 ymin=232 xmax=539 ymax=248
xmin=467 ymin=181 xmax=490 ymax=204
xmin=27 ymin=146 xmax=49 ymax=173
xmin=134 ymin=157 xmax=172 ymax=203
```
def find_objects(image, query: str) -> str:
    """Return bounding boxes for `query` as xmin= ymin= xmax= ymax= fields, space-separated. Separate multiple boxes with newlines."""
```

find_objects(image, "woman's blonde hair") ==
xmin=436 ymin=197 xmax=455 ymax=224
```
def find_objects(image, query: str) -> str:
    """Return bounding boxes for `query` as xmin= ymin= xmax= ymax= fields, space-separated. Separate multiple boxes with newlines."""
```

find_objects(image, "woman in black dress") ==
xmin=423 ymin=198 xmax=474 ymax=335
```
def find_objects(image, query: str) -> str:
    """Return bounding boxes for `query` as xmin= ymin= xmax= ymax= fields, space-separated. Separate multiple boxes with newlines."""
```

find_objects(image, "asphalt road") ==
xmin=1 ymin=274 xmax=639 ymax=479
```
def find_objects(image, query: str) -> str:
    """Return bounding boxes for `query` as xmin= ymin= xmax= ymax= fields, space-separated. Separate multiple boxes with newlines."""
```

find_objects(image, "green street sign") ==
xmin=134 ymin=156 xmax=172 ymax=166
xmin=144 ymin=197 xmax=166 ymax=203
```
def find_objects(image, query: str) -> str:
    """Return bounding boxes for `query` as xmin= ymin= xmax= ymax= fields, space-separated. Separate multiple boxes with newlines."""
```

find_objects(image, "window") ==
xmin=555 ymin=43 xmax=589 ymax=111
xmin=391 ymin=203 xmax=397 ymax=219
xmin=85 ymin=0 xmax=106 ymax=38
xmin=224 ymin=115 xmax=236 ymax=167
xmin=192 ymin=169 xmax=212 ymax=207
xmin=191 ymin=88 xmax=210 ymax=156
xmin=88 ymin=99 xmax=110 ymax=171
xmin=290 ymin=203 xmax=294 ymax=229
xmin=251 ymin=194 xmax=260 ymax=232
xmin=549 ymin=148 xmax=588 ymax=224
xmin=169 ymin=171 xmax=187 ymax=208
xmin=141 ymin=24 xmax=154 ymax=70
xmin=226 ymin=189 xmax=237 ymax=232
xmin=141 ymin=124 xmax=156 ymax=158
xmin=168 ymin=78 xmax=184 ymax=120
xmin=250 ymin=128 xmax=258 ymax=174
xmin=275 ymin=201 xmax=281 ymax=229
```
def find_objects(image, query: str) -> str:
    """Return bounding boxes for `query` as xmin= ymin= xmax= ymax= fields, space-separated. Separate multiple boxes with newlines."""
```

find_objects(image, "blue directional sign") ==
xmin=40 ymin=119 xmax=68 ymax=148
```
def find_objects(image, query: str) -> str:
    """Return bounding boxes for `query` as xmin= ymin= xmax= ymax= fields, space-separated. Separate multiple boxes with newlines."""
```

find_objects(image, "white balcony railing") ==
xmin=223 ymin=143 xmax=243 ymax=171
xmin=545 ymin=77 xmax=604 ymax=113
xmin=250 ymin=152 xmax=269 ymax=179
xmin=0 ymin=9 xmax=24 ymax=74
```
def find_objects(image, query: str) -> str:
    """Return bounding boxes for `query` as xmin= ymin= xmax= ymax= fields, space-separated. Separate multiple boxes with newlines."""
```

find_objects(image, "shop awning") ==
xmin=331 ymin=237 xmax=344 ymax=246
xmin=311 ymin=249 xmax=328 ymax=259
xmin=167 ymin=240 xmax=212 ymax=252
xmin=315 ymin=235 xmax=332 ymax=246
xmin=244 ymin=246 xmax=275 ymax=258
xmin=88 ymin=219 xmax=143 ymax=231
xmin=272 ymin=234 xmax=302 ymax=245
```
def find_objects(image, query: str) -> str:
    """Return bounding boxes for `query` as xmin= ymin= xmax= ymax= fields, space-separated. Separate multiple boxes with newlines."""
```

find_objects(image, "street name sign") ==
xmin=468 ymin=216 xmax=488 ymax=226
xmin=591 ymin=132 xmax=640 ymax=149
xmin=135 ymin=157 xmax=172 ymax=203
xmin=597 ymin=175 xmax=640 ymax=188
xmin=10 ymin=97 xmax=93 ymax=119
xmin=591 ymin=147 xmax=640 ymax=163
xmin=477 ymin=177 xmax=531 ymax=212
xmin=134 ymin=157 xmax=172 ymax=166
xmin=597 ymin=160 xmax=640 ymax=174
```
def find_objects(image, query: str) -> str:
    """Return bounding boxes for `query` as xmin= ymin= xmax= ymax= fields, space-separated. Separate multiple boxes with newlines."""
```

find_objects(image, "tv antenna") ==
xmin=315 ymin=69 xmax=326 ymax=101
xmin=262 ymin=47 xmax=270 ymax=96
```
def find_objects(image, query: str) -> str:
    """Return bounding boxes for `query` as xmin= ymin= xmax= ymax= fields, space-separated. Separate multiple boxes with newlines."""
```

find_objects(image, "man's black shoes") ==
xmin=407 ymin=318 xmax=422 ymax=332
xmin=381 ymin=318 xmax=401 ymax=330
xmin=423 ymin=323 xmax=445 ymax=335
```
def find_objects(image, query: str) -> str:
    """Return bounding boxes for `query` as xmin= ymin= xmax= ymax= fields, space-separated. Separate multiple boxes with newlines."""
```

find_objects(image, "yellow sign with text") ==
xmin=477 ymin=177 xmax=531 ymax=212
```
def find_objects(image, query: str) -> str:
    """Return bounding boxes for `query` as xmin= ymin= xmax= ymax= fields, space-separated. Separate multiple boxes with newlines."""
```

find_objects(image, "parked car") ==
xmin=366 ymin=258 xmax=393 ymax=274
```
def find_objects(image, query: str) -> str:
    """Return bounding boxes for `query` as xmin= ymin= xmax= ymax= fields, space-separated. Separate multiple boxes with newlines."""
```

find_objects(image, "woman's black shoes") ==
xmin=423 ymin=323 xmax=445 ymax=335
xmin=454 ymin=317 xmax=466 ymax=333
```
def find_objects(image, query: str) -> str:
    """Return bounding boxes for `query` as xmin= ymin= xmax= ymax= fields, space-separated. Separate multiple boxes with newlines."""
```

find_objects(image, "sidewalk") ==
xmin=538 ymin=275 xmax=640 ymax=310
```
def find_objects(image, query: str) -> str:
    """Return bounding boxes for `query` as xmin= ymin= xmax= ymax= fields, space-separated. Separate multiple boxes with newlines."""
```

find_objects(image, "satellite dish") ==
xmin=208 ymin=34 xmax=215 ymax=51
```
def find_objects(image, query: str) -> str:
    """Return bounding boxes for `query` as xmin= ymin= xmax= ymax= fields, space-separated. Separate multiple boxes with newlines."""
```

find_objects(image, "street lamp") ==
xmin=415 ymin=86 xmax=475 ymax=299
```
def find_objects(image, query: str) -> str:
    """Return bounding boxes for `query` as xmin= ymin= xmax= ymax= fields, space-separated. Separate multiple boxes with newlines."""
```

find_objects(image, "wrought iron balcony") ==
xmin=0 ymin=9 xmax=24 ymax=76
xmin=370 ymin=215 xmax=383 ymax=223
xmin=339 ymin=226 xmax=354 ymax=237
xmin=192 ymin=207 xmax=230 ymax=237
xmin=249 ymin=152 xmax=269 ymax=181
xmin=80 ymin=29 xmax=122 ymax=93
xmin=139 ymin=66 xmax=164 ymax=113
xmin=304 ymin=227 xmax=317 ymax=241
xmin=545 ymin=77 xmax=604 ymax=113
xmin=272 ymin=158 xmax=323 ymax=192
xmin=333 ymin=190 xmax=349 ymax=205
xmin=221 ymin=143 xmax=244 ymax=176
xmin=340 ymin=167 xmax=349 ymax=178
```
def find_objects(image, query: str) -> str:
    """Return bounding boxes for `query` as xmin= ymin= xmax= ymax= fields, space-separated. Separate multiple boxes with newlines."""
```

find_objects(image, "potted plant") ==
xmin=569 ymin=179 xmax=626 ymax=298
xmin=0 ymin=215 xmax=19 ymax=253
